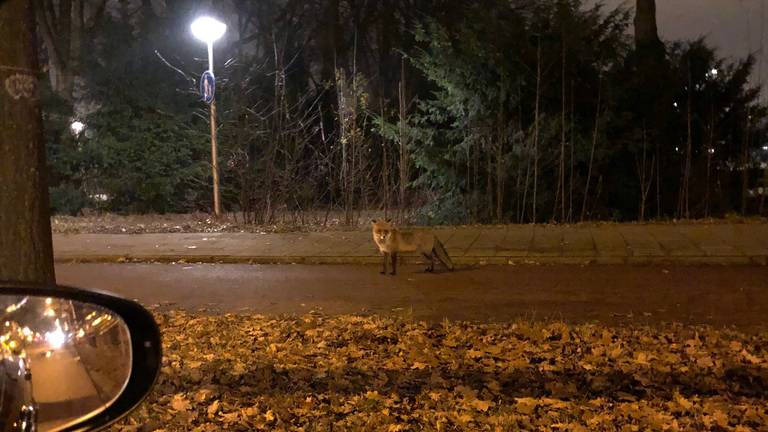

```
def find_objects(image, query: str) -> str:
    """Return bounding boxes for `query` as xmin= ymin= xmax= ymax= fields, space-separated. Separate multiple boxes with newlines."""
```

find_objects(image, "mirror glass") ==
xmin=0 ymin=295 xmax=132 ymax=432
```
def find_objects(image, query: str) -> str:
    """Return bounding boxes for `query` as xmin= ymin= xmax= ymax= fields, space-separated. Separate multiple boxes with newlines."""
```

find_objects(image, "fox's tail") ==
xmin=433 ymin=238 xmax=454 ymax=271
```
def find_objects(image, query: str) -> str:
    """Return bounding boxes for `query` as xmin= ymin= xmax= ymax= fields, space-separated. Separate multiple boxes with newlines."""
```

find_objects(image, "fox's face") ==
xmin=371 ymin=219 xmax=394 ymax=244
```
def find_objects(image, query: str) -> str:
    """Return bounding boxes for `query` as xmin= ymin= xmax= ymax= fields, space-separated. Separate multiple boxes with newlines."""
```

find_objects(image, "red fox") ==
xmin=371 ymin=219 xmax=454 ymax=275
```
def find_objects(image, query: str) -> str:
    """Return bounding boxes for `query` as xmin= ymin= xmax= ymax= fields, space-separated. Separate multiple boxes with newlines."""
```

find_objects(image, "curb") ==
xmin=53 ymin=254 xmax=768 ymax=266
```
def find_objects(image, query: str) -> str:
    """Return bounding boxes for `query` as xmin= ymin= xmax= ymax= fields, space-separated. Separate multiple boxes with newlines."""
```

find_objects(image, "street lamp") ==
xmin=191 ymin=16 xmax=226 ymax=218
xmin=70 ymin=120 xmax=85 ymax=136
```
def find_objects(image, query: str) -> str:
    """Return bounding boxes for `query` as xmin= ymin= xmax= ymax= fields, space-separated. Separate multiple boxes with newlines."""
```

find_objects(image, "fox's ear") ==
xmin=371 ymin=219 xmax=377 ymax=224
xmin=385 ymin=218 xmax=392 ymax=223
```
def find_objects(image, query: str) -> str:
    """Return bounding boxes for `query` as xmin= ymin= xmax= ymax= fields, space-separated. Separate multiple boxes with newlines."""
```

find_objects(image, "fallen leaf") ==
xmin=470 ymin=398 xmax=494 ymax=412
xmin=207 ymin=400 xmax=219 ymax=418
xmin=170 ymin=394 xmax=191 ymax=412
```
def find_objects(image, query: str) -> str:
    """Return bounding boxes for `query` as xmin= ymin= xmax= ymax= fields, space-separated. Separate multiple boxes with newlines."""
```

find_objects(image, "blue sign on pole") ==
xmin=200 ymin=70 xmax=215 ymax=104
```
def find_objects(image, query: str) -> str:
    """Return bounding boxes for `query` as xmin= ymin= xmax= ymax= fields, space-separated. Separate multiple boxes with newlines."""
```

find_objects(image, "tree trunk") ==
xmin=581 ymin=74 xmax=602 ymax=222
xmin=634 ymin=0 xmax=666 ymax=219
xmin=380 ymin=101 xmax=390 ymax=218
xmin=637 ymin=125 xmax=654 ymax=222
xmin=741 ymin=108 xmax=751 ymax=215
xmin=33 ymin=0 xmax=98 ymax=101
xmin=634 ymin=0 xmax=661 ymax=50
xmin=656 ymin=139 xmax=661 ymax=218
xmin=679 ymin=67 xmax=692 ymax=219
xmin=398 ymin=57 xmax=410 ymax=221
xmin=321 ymin=0 xmax=341 ymax=86
xmin=760 ymin=166 xmax=768 ymax=215
xmin=486 ymin=138 xmax=493 ymax=221
xmin=495 ymin=112 xmax=504 ymax=223
xmin=0 ymin=0 xmax=56 ymax=285
xmin=558 ymin=42 xmax=566 ymax=223
xmin=515 ymin=86 xmax=526 ymax=223
xmin=472 ymin=132 xmax=480 ymax=222
xmin=704 ymin=104 xmax=715 ymax=217
xmin=532 ymin=37 xmax=541 ymax=224
xmin=568 ymin=80 xmax=575 ymax=223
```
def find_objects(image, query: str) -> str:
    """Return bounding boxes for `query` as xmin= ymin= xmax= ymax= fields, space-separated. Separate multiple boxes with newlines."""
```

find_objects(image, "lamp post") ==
xmin=191 ymin=16 xmax=226 ymax=218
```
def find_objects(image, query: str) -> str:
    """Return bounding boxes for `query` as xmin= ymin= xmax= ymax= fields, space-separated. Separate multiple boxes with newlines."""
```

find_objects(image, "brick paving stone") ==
xmin=443 ymin=229 xmax=481 ymax=257
xmin=591 ymin=226 xmax=628 ymax=258
xmin=616 ymin=225 xmax=664 ymax=257
xmin=561 ymin=227 xmax=595 ymax=257
xmin=677 ymin=225 xmax=742 ymax=257
xmin=529 ymin=226 xmax=563 ymax=257
xmin=647 ymin=226 xmax=704 ymax=257
xmin=495 ymin=225 xmax=534 ymax=257
xmin=471 ymin=228 xmax=508 ymax=256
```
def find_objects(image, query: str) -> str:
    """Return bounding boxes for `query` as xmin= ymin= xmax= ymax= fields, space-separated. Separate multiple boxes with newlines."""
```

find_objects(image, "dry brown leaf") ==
xmin=206 ymin=400 xmax=219 ymax=418
xmin=219 ymin=411 xmax=239 ymax=424
xmin=470 ymin=398 xmax=494 ymax=412
xmin=112 ymin=311 xmax=768 ymax=431
xmin=170 ymin=394 xmax=191 ymax=412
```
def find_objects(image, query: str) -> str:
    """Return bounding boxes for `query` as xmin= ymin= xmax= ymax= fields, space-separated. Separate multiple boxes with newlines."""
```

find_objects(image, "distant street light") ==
xmin=191 ymin=16 xmax=227 ymax=218
xmin=710 ymin=68 xmax=718 ymax=77
xmin=70 ymin=120 xmax=84 ymax=136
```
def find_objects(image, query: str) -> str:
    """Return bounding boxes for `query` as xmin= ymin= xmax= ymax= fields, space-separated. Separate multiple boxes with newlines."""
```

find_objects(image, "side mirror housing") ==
xmin=0 ymin=282 xmax=161 ymax=431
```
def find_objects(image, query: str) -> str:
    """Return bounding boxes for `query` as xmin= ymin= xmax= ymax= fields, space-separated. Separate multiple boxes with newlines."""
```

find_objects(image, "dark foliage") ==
xmin=40 ymin=0 xmax=767 ymax=222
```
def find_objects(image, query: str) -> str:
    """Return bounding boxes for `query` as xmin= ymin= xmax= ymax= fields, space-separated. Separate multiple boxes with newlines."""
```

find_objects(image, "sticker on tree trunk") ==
xmin=4 ymin=73 xmax=36 ymax=100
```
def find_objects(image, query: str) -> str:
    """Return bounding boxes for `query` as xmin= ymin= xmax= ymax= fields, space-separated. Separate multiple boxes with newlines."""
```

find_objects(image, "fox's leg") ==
xmin=390 ymin=252 xmax=398 ymax=275
xmin=422 ymin=252 xmax=434 ymax=272
xmin=381 ymin=252 xmax=388 ymax=275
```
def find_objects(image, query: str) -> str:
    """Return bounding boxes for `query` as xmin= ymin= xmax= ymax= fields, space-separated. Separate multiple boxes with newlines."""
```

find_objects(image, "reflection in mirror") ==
xmin=0 ymin=295 xmax=132 ymax=432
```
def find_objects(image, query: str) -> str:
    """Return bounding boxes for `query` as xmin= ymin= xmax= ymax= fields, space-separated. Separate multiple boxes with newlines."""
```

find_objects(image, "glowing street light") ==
xmin=709 ymin=68 xmax=718 ymax=77
xmin=191 ymin=17 xmax=226 ymax=46
xmin=45 ymin=327 xmax=66 ymax=349
xmin=70 ymin=120 xmax=84 ymax=136
xmin=191 ymin=16 xmax=227 ymax=218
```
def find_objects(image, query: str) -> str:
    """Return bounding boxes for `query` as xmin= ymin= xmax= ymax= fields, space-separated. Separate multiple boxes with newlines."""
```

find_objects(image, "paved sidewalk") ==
xmin=52 ymin=223 xmax=768 ymax=265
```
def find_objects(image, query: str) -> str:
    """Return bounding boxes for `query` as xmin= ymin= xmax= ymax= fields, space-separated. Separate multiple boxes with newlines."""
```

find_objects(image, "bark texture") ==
xmin=0 ymin=0 xmax=56 ymax=284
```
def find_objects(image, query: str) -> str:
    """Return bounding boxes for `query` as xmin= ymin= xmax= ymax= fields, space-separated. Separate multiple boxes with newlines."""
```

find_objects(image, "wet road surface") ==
xmin=55 ymin=263 xmax=768 ymax=329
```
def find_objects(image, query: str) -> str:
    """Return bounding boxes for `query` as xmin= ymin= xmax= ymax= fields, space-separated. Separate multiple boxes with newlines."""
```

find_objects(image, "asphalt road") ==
xmin=55 ymin=263 xmax=768 ymax=329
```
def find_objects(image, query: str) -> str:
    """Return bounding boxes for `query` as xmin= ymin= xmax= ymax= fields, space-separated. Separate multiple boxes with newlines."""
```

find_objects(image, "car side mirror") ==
xmin=0 ymin=283 xmax=161 ymax=432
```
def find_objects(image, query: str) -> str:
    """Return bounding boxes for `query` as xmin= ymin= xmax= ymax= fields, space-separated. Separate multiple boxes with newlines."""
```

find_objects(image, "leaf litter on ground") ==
xmin=112 ymin=310 xmax=768 ymax=431
xmin=51 ymin=213 xmax=768 ymax=236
